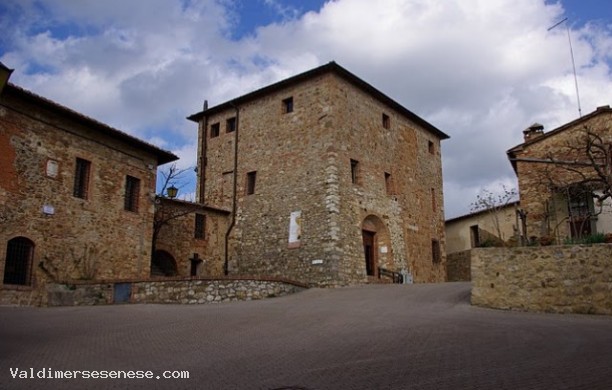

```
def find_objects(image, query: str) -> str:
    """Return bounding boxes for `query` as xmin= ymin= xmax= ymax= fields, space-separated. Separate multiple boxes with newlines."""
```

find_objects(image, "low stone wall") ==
xmin=45 ymin=277 xmax=306 ymax=307
xmin=471 ymin=245 xmax=612 ymax=315
xmin=446 ymin=249 xmax=471 ymax=281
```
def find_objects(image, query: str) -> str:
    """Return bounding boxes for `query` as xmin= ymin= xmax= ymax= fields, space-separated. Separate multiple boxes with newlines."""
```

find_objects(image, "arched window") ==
xmin=3 ymin=237 xmax=34 ymax=285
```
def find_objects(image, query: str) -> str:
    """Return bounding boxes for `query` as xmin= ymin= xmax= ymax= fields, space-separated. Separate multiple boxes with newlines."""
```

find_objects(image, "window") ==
xmin=246 ymin=171 xmax=257 ymax=195
xmin=73 ymin=158 xmax=91 ymax=199
xmin=283 ymin=97 xmax=293 ymax=113
xmin=3 ymin=237 xmax=34 ymax=286
xmin=382 ymin=113 xmax=390 ymax=129
xmin=384 ymin=172 xmax=394 ymax=194
xmin=431 ymin=239 xmax=441 ymax=264
xmin=428 ymin=140 xmax=435 ymax=154
xmin=350 ymin=159 xmax=360 ymax=185
xmin=210 ymin=123 xmax=220 ymax=138
xmin=195 ymin=214 xmax=206 ymax=239
xmin=124 ymin=176 xmax=140 ymax=212
xmin=470 ymin=225 xmax=480 ymax=248
xmin=226 ymin=117 xmax=236 ymax=133
xmin=431 ymin=188 xmax=436 ymax=211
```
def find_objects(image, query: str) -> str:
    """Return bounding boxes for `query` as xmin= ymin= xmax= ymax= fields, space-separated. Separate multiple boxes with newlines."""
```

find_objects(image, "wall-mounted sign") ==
xmin=288 ymin=210 xmax=302 ymax=247
xmin=46 ymin=160 xmax=58 ymax=178
xmin=42 ymin=205 xmax=55 ymax=215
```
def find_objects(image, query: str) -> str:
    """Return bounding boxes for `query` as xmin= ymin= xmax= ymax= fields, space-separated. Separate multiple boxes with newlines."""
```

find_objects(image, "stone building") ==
xmin=507 ymin=105 xmax=612 ymax=243
xmin=153 ymin=197 xmax=229 ymax=278
xmin=445 ymin=202 xmax=519 ymax=254
xmin=0 ymin=66 xmax=178 ymax=305
xmin=189 ymin=62 xmax=449 ymax=286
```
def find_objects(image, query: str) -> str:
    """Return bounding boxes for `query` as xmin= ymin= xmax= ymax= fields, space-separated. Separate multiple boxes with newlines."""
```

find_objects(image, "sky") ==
xmin=1 ymin=0 xmax=611 ymax=219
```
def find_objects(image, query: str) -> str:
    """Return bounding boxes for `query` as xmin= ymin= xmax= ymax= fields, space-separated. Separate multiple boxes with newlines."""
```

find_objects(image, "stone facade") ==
xmin=190 ymin=62 xmax=449 ymax=286
xmin=154 ymin=198 xmax=229 ymax=277
xmin=471 ymin=245 xmax=612 ymax=315
xmin=446 ymin=249 xmax=471 ymax=282
xmin=44 ymin=277 xmax=306 ymax=306
xmin=507 ymin=106 xmax=612 ymax=242
xmin=0 ymin=82 xmax=177 ymax=305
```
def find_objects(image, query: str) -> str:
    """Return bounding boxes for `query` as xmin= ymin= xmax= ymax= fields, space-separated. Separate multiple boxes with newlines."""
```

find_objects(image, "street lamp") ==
xmin=167 ymin=185 xmax=178 ymax=199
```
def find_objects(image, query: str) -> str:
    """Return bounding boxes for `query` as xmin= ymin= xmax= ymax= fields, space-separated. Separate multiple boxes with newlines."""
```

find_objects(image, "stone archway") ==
xmin=151 ymin=250 xmax=178 ymax=277
xmin=361 ymin=215 xmax=391 ymax=277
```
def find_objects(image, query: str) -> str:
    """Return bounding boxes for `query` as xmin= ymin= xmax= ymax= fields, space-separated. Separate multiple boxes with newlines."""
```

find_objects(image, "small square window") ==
xmin=124 ymin=175 xmax=140 ymax=212
xmin=195 ymin=214 xmax=206 ymax=239
xmin=226 ymin=117 xmax=236 ymax=133
xmin=428 ymin=140 xmax=435 ymax=154
xmin=382 ymin=113 xmax=390 ymax=129
xmin=246 ymin=171 xmax=257 ymax=195
xmin=350 ymin=159 xmax=360 ymax=185
xmin=432 ymin=239 xmax=441 ymax=263
xmin=210 ymin=123 xmax=220 ymax=138
xmin=283 ymin=97 xmax=294 ymax=113
xmin=73 ymin=158 xmax=91 ymax=199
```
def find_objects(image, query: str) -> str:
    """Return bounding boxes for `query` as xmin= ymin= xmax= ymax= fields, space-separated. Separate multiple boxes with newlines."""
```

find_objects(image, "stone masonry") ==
xmin=507 ymin=106 xmax=612 ymax=241
xmin=190 ymin=62 xmax=449 ymax=286
xmin=0 ymin=83 xmax=177 ymax=305
xmin=471 ymin=245 xmax=612 ymax=315
xmin=44 ymin=277 xmax=305 ymax=306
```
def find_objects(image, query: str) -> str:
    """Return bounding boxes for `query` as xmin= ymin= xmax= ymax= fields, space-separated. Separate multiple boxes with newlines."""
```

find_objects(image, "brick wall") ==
xmin=471 ymin=245 xmax=612 ymax=315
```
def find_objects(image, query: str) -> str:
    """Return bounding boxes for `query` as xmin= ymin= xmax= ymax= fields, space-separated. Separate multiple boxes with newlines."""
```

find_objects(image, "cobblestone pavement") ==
xmin=1 ymin=282 xmax=612 ymax=390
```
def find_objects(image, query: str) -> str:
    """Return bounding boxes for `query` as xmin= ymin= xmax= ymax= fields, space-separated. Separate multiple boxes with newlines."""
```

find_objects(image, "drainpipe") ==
xmin=224 ymin=101 xmax=239 ymax=275
xmin=199 ymin=100 xmax=208 ymax=203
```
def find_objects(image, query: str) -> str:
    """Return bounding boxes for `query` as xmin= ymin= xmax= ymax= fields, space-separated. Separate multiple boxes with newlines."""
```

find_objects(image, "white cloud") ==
xmin=2 ymin=0 xmax=612 ymax=218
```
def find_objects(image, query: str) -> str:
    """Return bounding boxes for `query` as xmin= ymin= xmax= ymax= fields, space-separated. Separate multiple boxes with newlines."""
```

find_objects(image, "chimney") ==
xmin=523 ymin=123 xmax=544 ymax=142
xmin=0 ymin=62 xmax=14 ymax=96
xmin=203 ymin=99 xmax=208 ymax=111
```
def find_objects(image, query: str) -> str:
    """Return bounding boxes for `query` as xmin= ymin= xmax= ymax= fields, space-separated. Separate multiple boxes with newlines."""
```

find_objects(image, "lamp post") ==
xmin=167 ymin=185 xmax=178 ymax=199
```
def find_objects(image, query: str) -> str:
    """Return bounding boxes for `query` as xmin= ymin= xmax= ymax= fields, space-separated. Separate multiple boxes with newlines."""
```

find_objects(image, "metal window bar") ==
xmin=3 ymin=237 xmax=34 ymax=285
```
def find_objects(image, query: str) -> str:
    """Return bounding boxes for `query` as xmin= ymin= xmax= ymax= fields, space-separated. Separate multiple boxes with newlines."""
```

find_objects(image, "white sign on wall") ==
xmin=288 ymin=211 xmax=302 ymax=246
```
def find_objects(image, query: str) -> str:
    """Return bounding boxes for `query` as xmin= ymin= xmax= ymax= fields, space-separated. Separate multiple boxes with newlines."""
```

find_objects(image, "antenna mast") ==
xmin=548 ymin=17 xmax=582 ymax=117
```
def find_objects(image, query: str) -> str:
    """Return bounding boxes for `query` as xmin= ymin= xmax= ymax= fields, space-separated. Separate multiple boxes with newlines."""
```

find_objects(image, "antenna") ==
xmin=548 ymin=17 xmax=582 ymax=117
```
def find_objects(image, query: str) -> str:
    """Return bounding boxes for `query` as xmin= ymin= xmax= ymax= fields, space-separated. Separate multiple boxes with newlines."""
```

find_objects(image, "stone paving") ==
xmin=1 ymin=282 xmax=612 ymax=389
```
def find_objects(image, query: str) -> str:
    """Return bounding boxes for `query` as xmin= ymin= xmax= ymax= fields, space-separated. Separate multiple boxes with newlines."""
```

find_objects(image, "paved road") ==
xmin=1 ymin=282 xmax=612 ymax=389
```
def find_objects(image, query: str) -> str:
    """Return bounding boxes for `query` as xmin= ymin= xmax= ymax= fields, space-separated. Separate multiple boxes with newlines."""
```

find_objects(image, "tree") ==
xmin=470 ymin=185 xmax=518 ymax=246
xmin=538 ymin=127 xmax=612 ymax=239
xmin=152 ymin=163 xmax=200 ymax=274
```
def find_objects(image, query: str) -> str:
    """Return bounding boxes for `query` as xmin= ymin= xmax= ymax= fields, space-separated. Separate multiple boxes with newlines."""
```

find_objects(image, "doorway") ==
xmin=362 ymin=230 xmax=376 ymax=276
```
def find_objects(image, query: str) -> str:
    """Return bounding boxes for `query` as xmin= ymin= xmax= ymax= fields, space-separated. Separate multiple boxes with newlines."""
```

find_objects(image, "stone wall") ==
xmin=471 ymin=245 xmax=612 ymax=315
xmin=42 ymin=277 xmax=306 ymax=307
xmin=446 ymin=249 xmax=471 ymax=281
xmin=154 ymin=198 xmax=229 ymax=277
xmin=1 ymin=84 xmax=173 ymax=304
xmin=196 ymin=67 xmax=446 ymax=286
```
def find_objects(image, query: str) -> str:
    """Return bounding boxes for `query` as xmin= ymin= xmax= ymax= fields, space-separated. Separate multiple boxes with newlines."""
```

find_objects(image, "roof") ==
xmin=445 ymin=201 xmax=519 ymax=224
xmin=188 ymin=61 xmax=449 ymax=140
xmin=506 ymin=105 xmax=612 ymax=173
xmin=157 ymin=197 xmax=230 ymax=214
xmin=2 ymin=83 xmax=178 ymax=165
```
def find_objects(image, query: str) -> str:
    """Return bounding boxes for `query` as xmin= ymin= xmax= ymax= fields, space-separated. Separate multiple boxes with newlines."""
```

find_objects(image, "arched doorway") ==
xmin=3 ymin=237 xmax=35 ymax=285
xmin=361 ymin=215 xmax=391 ymax=277
xmin=151 ymin=250 xmax=178 ymax=277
